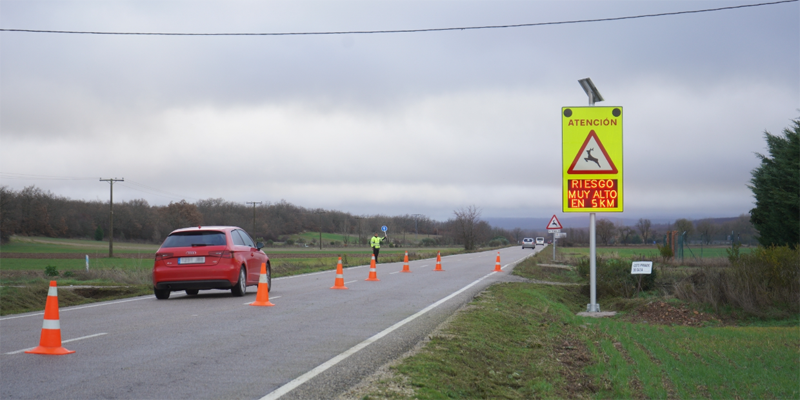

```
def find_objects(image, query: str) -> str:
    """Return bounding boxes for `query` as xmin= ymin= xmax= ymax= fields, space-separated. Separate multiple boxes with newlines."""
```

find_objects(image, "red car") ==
xmin=152 ymin=226 xmax=270 ymax=300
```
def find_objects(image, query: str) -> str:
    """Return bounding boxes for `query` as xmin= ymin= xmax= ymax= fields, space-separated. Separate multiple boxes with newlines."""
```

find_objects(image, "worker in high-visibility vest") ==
xmin=370 ymin=232 xmax=387 ymax=263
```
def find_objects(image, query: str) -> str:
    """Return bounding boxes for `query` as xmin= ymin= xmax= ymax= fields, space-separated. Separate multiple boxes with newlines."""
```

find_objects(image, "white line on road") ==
xmin=344 ymin=280 xmax=357 ymax=284
xmin=0 ymin=296 xmax=152 ymax=321
xmin=5 ymin=333 xmax=108 ymax=355
xmin=243 ymin=296 xmax=281 ymax=305
xmin=389 ymin=272 xmax=399 ymax=275
xmin=260 ymin=269 xmax=503 ymax=400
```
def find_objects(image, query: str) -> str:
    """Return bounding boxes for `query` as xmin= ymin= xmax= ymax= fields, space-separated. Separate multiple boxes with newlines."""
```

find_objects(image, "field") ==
xmin=348 ymin=249 xmax=799 ymax=399
xmin=557 ymin=244 xmax=753 ymax=261
xmin=0 ymin=235 xmax=463 ymax=315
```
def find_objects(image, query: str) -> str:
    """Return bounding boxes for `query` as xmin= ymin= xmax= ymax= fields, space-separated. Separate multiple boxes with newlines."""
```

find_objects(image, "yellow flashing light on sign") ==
xmin=562 ymin=106 xmax=623 ymax=212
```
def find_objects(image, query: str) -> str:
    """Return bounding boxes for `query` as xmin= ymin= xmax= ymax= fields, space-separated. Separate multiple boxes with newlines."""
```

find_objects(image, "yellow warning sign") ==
xmin=562 ymin=106 xmax=623 ymax=212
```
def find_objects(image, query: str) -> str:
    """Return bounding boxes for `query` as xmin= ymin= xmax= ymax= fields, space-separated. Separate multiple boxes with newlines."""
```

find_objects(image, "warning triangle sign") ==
xmin=546 ymin=215 xmax=563 ymax=230
xmin=567 ymin=130 xmax=618 ymax=174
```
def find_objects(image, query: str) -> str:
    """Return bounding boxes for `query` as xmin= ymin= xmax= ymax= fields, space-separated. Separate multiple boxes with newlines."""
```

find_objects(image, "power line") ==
xmin=0 ymin=172 xmax=96 ymax=181
xmin=0 ymin=0 xmax=794 ymax=37
xmin=119 ymin=180 xmax=200 ymax=202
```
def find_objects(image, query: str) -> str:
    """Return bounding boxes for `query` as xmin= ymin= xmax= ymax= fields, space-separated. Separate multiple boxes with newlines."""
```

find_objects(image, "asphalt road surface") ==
xmin=1 ymin=245 xmax=544 ymax=399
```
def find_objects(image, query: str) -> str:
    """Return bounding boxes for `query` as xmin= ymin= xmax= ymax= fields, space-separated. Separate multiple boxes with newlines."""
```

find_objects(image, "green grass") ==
xmin=356 ymin=250 xmax=800 ymax=399
xmin=0 ymin=236 xmax=159 ymax=254
xmin=560 ymin=245 xmax=753 ymax=260
xmin=0 ymin=257 xmax=152 ymax=272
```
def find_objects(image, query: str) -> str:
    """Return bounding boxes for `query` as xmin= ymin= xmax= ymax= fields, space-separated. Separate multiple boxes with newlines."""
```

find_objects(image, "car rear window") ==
xmin=161 ymin=231 xmax=227 ymax=248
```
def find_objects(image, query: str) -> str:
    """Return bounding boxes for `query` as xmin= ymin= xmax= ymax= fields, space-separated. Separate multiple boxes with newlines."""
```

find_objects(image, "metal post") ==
xmin=552 ymin=232 xmax=556 ymax=261
xmin=584 ymin=80 xmax=600 ymax=312
xmin=588 ymin=212 xmax=599 ymax=312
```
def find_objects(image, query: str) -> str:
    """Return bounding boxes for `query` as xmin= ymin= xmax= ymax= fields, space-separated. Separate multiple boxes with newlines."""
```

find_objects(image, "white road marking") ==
xmin=243 ymin=296 xmax=281 ymax=305
xmin=389 ymin=272 xmax=399 ymax=275
xmin=344 ymin=280 xmax=357 ymax=284
xmin=260 ymin=269 xmax=503 ymax=400
xmin=418 ymin=264 xmax=428 ymax=268
xmin=6 ymin=333 xmax=107 ymax=354
xmin=0 ymin=296 xmax=151 ymax=321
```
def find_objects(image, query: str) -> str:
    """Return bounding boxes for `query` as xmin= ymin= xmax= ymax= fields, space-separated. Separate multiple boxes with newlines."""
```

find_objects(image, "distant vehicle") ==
xmin=152 ymin=226 xmax=270 ymax=300
xmin=522 ymin=238 xmax=535 ymax=249
xmin=536 ymin=237 xmax=545 ymax=245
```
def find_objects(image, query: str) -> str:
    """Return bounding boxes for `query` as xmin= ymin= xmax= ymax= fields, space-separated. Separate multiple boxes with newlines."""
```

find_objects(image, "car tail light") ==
xmin=155 ymin=253 xmax=173 ymax=261
xmin=208 ymin=250 xmax=232 ymax=259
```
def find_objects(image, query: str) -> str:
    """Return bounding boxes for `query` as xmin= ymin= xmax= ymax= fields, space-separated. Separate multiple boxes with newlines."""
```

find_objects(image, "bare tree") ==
xmin=512 ymin=227 xmax=523 ymax=244
xmin=617 ymin=226 xmax=633 ymax=245
xmin=596 ymin=219 xmax=616 ymax=245
xmin=673 ymin=218 xmax=694 ymax=238
xmin=637 ymin=218 xmax=652 ymax=244
xmin=453 ymin=205 xmax=481 ymax=250
xmin=695 ymin=219 xmax=716 ymax=244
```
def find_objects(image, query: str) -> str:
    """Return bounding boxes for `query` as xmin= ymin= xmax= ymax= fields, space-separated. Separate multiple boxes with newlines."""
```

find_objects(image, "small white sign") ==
xmin=631 ymin=261 xmax=653 ymax=274
xmin=555 ymin=232 xmax=567 ymax=238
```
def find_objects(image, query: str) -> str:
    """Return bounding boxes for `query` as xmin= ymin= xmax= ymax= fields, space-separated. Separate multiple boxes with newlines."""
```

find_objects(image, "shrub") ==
xmin=285 ymin=239 xmax=295 ymax=245
xmin=657 ymin=243 xmax=674 ymax=262
xmin=44 ymin=265 xmax=59 ymax=277
xmin=577 ymin=257 xmax=656 ymax=298
xmin=420 ymin=238 xmax=437 ymax=247
xmin=94 ymin=226 xmax=104 ymax=241
xmin=675 ymin=245 xmax=800 ymax=316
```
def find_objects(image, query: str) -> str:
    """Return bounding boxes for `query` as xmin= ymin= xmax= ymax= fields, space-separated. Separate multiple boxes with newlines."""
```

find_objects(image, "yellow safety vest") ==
xmin=370 ymin=236 xmax=384 ymax=249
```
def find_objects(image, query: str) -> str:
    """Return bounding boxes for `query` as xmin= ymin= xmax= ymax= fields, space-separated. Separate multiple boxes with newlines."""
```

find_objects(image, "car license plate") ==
xmin=178 ymin=257 xmax=205 ymax=265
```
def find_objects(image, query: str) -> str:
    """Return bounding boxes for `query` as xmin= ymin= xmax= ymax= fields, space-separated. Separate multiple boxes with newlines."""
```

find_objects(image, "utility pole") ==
xmin=412 ymin=214 xmax=424 ymax=243
xmin=354 ymin=216 xmax=362 ymax=247
xmin=314 ymin=210 xmax=325 ymax=250
xmin=246 ymin=201 xmax=262 ymax=235
xmin=100 ymin=177 xmax=124 ymax=258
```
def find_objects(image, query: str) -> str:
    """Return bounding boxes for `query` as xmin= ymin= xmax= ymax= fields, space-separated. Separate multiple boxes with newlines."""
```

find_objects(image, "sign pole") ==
xmin=587 ymin=88 xmax=600 ymax=313
xmin=589 ymin=212 xmax=598 ymax=312
xmin=552 ymin=233 xmax=556 ymax=261
xmin=564 ymin=78 xmax=622 ymax=313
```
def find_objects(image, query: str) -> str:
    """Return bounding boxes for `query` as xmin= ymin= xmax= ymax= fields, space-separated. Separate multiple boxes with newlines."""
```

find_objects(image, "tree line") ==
xmin=555 ymin=215 xmax=757 ymax=247
xmin=0 ymin=186 xmax=519 ymax=248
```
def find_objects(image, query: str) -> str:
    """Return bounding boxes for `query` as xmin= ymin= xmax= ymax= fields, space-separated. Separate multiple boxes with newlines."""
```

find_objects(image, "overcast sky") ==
xmin=1 ymin=0 xmax=797 ymax=222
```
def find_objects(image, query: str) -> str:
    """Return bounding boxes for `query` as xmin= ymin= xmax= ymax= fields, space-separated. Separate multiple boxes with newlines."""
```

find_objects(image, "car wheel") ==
xmin=154 ymin=288 xmax=170 ymax=300
xmin=231 ymin=267 xmax=246 ymax=297
xmin=185 ymin=289 xmax=199 ymax=295
xmin=267 ymin=264 xmax=272 ymax=293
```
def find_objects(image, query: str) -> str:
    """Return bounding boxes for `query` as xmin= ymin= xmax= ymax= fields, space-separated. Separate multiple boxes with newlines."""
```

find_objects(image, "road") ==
xmin=1 ymin=245 xmax=543 ymax=399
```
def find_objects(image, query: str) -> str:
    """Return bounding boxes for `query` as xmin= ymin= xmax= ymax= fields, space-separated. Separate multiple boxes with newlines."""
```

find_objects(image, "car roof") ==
xmin=168 ymin=226 xmax=242 ymax=234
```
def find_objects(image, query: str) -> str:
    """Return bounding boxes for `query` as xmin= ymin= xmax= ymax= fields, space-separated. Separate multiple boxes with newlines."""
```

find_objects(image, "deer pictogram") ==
xmin=584 ymin=148 xmax=601 ymax=168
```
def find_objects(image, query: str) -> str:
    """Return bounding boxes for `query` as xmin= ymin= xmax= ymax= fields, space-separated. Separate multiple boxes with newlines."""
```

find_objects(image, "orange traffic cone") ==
xmin=494 ymin=251 xmax=503 ymax=272
xmin=365 ymin=255 xmax=379 ymax=281
xmin=26 ymin=281 xmax=75 ymax=355
xmin=331 ymin=257 xmax=348 ymax=289
xmin=434 ymin=251 xmax=444 ymax=271
xmin=250 ymin=262 xmax=274 ymax=306
xmin=401 ymin=251 xmax=411 ymax=273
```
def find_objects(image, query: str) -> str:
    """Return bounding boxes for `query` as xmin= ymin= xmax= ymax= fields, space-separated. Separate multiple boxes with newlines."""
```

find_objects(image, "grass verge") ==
xmin=350 ymin=250 xmax=799 ymax=400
